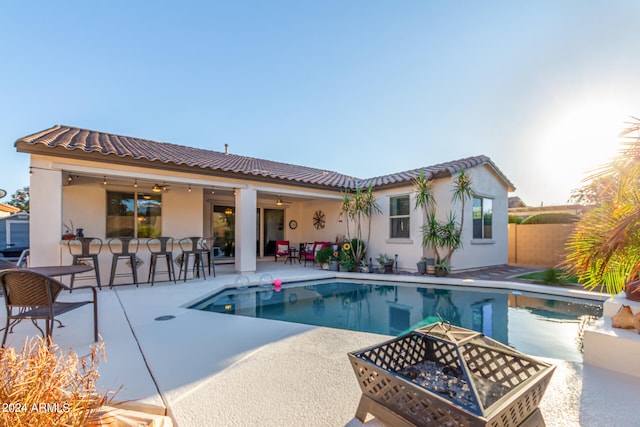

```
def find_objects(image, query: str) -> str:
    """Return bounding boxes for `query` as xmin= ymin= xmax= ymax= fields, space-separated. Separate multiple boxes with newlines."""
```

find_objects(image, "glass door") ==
xmin=263 ymin=209 xmax=284 ymax=256
xmin=212 ymin=205 xmax=235 ymax=260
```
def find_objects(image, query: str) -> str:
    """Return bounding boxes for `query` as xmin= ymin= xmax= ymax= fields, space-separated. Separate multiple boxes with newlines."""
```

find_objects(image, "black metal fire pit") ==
xmin=348 ymin=322 xmax=555 ymax=427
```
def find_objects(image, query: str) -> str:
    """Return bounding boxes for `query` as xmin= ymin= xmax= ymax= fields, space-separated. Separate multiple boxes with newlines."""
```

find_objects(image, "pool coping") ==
xmin=1 ymin=263 xmax=635 ymax=427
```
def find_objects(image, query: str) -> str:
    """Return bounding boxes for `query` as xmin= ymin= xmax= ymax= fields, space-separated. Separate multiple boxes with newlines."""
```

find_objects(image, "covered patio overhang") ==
xmin=28 ymin=154 xmax=344 ymax=276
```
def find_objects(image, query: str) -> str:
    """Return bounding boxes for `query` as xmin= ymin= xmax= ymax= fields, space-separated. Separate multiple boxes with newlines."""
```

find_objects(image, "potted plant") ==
xmin=359 ymin=259 xmax=370 ymax=273
xmin=426 ymin=258 xmax=436 ymax=274
xmin=416 ymin=257 xmax=427 ymax=274
xmin=377 ymin=254 xmax=394 ymax=273
xmin=315 ymin=246 xmax=333 ymax=270
xmin=434 ymin=261 xmax=451 ymax=277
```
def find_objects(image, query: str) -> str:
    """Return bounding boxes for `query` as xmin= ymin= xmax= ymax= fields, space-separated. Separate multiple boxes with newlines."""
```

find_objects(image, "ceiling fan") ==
xmin=152 ymin=183 xmax=170 ymax=193
xmin=275 ymin=196 xmax=292 ymax=206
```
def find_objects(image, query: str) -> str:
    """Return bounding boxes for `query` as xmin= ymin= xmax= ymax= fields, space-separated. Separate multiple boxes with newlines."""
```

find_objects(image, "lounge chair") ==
xmin=0 ymin=269 xmax=98 ymax=345
xmin=275 ymin=240 xmax=290 ymax=262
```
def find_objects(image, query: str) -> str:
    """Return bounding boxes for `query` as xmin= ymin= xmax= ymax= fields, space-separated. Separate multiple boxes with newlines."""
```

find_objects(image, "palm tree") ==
xmin=565 ymin=117 xmax=640 ymax=297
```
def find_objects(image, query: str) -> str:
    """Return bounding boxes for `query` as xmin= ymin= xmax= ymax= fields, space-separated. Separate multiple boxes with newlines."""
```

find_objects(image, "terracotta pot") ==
xmin=434 ymin=267 xmax=449 ymax=277
xmin=612 ymin=305 xmax=635 ymax=329
xmin=625 ymin=280 xmax=640 ymax=302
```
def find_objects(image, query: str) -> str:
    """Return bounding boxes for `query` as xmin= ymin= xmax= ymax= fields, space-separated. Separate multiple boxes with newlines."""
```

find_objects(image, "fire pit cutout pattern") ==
xmin=348 ymin=322 xmax=555 ymax=426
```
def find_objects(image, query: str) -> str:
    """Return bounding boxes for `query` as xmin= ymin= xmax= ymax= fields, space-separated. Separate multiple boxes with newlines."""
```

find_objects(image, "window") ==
xmin=107 ymin=191 xmax=162 ymax=238
xmin=390 ymin=195 xmax=410 ymax=238
xmin=472 ymin=196 xmax=492 ymax=239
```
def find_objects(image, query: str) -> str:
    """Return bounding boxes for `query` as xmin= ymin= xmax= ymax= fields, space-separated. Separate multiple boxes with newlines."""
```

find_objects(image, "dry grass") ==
xmin=0 ymin=336 xmax=118 ymax=426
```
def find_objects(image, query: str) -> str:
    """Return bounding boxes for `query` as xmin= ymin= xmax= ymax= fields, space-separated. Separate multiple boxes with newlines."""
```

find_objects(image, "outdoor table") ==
xmin=285 ymin=248 xmax=300 ymax=265
xmin=26 ymin=265 xmax=94 ymax=277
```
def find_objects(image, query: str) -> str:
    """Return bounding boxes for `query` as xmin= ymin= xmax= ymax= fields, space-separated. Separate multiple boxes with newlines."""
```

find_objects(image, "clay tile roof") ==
xmin=15 ymin=125 xmax=515 ymax=191
xmin=0 ymin=203 xmax=20 ymax=214
xmin=360 ymin=155 xmax=515 ymax=191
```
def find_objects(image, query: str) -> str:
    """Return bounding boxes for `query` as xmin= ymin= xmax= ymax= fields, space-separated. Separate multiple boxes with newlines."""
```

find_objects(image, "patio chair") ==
xmin=0 ymin=249 xmax=29 ymax=270
xmin=201 ymin=238 xmax=217 ymax=277
xmin=0 ymin=269 xmax=98 ymax=345
xmin=146 ymin=237 xmax=177 ymax=285
xmin=302 ymin=242 xmax=316 ymax=266
xmin=0 ymin=258 xmax=17 ymax=270
xmin=68 ymin=237 xmax=103 ymax=290
xmin=107 ymin=237 xmax=140 ymax=288
xmin=303 ymin=242 xmax=332 ymax=267
xmin=275 ymin=240 xmax=290 ymax=262
xmin=177 ymin=237 xmax=206 ymax=282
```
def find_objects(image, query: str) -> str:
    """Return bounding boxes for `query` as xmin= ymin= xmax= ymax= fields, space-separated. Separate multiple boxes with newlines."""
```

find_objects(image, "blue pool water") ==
xmin=189 ymin=278 xmax=603 ymax=362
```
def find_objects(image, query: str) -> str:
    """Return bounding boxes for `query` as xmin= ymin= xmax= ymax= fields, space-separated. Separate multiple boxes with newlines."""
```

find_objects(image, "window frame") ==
xmin=389 ymin=194 xmax=411 ymax=239
xmin=106 ymin=190 xmax=162 ymax=238
xmin=472 ymin=195 xmax=493 ymax=241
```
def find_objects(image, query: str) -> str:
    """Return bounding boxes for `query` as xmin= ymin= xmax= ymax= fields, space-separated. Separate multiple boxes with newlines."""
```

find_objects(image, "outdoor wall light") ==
xmin=188 ymin=184 xmax=192 ymax=192
xmin=103 ymin=176 xmax=107 ymax=185
xmin=134 ymin=179 xmax=138 ymax=188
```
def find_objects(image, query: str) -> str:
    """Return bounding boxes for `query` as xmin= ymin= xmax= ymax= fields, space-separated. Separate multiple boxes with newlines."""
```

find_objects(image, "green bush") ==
xmin=520 ymin=213 xmax=579 ymax=224
xmin=508 ymin=215 xmax=523 ymax=224
xmin=315 ymin=246 xmax=334 ymax=264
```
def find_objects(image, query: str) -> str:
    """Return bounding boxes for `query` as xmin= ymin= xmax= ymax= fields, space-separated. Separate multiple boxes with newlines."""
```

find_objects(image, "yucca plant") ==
xmin=0 ymin=336 xmax=118 ymax=426
xmin=565 ymin=117 xmax=640 ymax=297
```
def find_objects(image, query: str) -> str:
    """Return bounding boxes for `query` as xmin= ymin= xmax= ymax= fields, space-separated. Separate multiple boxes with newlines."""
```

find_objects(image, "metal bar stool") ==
xmin=201 ymin=238 xmax=217 ymax=278
xmin=146 ymin=237 xmax=177 ymax=285
xmin=68 ymin=237 xmax=103 ymax=291
xmin=177 ymin=237 xmax=206 ymax=282
xmin=107 ymin=237 xmax=140 ymax=288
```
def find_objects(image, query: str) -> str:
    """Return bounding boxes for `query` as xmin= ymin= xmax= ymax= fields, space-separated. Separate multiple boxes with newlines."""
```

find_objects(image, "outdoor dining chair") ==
xmin=177 ymin=237 xmax=206 ymax=282
xmin=0 ymin=269 xmax=98 ymax=345
xmin=107 ymin=237 xmax=140 ymax=288
xmin=146 ymin=237 xmax=177 ymax=285
xmin=68 ymin=237 xmax=103 ymax=290
xmin=201 ymin=237 xmax=217 ymax=278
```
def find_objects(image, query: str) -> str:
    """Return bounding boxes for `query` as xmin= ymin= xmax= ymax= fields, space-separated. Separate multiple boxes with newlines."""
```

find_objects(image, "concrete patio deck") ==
xmin=1 ymin=262 xmax=638 ymax=426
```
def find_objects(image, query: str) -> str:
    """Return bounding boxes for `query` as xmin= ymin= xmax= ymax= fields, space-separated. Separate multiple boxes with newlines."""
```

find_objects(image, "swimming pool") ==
xmin=189 ymin=278 xmax=603 ymax=362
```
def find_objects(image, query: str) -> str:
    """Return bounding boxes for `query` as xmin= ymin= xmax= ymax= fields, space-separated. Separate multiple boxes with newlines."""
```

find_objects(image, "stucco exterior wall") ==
xmin=336 ymin=164 xmax=509 ymax=272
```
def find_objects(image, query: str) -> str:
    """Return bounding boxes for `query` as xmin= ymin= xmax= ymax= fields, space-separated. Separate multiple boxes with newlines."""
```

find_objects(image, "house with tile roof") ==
xmin=14 ymin=125 xmax=515 ymax=279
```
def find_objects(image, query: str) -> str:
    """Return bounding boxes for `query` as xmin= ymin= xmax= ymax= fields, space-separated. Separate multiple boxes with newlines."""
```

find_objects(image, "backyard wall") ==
xmin=508 ymin=223 xmax=575 ymax=267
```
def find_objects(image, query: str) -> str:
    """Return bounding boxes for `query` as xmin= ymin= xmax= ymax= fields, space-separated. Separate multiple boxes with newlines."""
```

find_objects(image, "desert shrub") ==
xmin=520 ymin=213 xmax=579 ymax=224
xmin=0 ymin=336 xmax=117 ymax=426
xmin=508 ymin=215 xmax=523 ymax=224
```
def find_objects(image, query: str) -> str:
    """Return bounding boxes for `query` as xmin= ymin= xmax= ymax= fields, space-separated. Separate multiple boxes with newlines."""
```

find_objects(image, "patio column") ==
xmin=29 ymin=166 xmax=62 ymax=266
xmin=235 ymin=187 xmax=257 ymax=273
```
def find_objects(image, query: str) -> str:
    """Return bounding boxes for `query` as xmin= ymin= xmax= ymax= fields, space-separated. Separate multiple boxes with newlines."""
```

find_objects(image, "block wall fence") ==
xmin=508 ymin=223 xmax=576 ymax=267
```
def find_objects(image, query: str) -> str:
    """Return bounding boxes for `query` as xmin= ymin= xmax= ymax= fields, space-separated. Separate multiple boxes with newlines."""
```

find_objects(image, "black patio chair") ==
xmin=0 ymin=269 xmax=98 ymax=345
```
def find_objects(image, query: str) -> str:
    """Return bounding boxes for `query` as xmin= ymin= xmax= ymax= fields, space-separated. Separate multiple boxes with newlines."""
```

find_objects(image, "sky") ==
xmin=1 ymin=1 xmax=639 ymax=206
